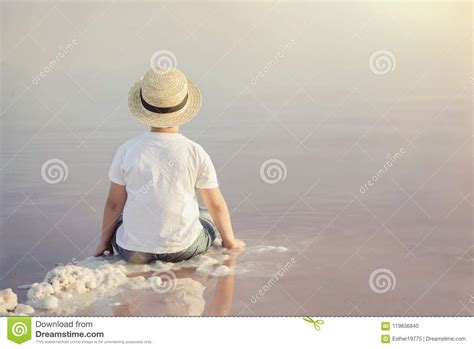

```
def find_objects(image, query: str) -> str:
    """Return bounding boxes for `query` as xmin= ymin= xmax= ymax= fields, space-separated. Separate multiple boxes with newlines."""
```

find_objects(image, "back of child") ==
xmin=109 ymin=132 xmax=218 ymax=258
xmin=95 ymin=67 xmax=245 ymax=264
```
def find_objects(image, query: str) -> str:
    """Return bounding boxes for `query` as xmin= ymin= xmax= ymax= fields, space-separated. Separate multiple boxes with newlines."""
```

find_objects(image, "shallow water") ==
xmin=0 ymin=1 xmax=472 ymax=316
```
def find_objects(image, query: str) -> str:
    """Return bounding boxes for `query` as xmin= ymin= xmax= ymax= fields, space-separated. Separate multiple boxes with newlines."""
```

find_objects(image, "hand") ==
xmin=94 ymin=240 xmax=114 ymax=257
xmin=223 ymin=248 xmax=244 ymax=267
xmin=223 ymin=238 xmax=246 ymax=250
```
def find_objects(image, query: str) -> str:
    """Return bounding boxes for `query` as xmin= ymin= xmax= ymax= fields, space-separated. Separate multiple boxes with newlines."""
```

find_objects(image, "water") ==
xmin=1 ymin=1 xmax=472 ymax=315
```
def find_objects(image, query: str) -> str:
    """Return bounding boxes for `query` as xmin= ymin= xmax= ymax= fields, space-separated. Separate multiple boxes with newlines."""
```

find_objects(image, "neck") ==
xmin=150 ymin=126 xmax=180 ymax=133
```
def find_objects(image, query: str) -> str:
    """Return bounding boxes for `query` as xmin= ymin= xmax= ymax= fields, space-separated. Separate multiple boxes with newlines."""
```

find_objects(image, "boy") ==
xmin=95 ymin=67 xmax=245 ymax=263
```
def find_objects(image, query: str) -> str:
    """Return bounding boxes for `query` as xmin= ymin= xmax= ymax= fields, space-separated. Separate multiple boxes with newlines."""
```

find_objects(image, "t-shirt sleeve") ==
xmin=196 ymin=149 xmax=219 ymax=189
xmin=108 ymin=145 xmax=126 ymax=186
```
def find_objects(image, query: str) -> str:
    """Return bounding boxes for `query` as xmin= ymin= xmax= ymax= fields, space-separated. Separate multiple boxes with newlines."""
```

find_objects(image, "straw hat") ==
xmin=128 ymin=68 xmax=201 ymax=127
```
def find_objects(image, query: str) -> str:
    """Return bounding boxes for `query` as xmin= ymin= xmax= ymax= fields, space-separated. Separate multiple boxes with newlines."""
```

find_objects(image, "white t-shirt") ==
xmin=108 ymin=132 xmax=218 ymax=254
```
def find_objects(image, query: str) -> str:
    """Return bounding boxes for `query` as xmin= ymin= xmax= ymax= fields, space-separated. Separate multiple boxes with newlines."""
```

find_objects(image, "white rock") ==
xmin=15 ymin=304 xmax=34 ymax=314
xmin=149 ymin=276 xmax=162 ymax=289
xmin=27 ymin=282 xmax=55 ymax=304
xmin=26 ymin=263 xmax=130 ymax=311
xmin=0 ymin=288 xmax=18 ymax=312
xmin=123 ymin=276 xmax=149 ymax=290
xmin=35 ymin=296 xmax=59 ymax=310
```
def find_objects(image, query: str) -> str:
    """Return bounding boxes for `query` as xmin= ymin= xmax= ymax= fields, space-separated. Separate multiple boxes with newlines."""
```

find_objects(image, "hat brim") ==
xmin=128 ymin=76 xmax=201 ymax=128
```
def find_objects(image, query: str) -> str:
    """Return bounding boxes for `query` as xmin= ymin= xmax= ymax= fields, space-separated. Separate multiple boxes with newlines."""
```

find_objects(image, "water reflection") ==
xmin=111 ymin=250 xmax=242 ymax=316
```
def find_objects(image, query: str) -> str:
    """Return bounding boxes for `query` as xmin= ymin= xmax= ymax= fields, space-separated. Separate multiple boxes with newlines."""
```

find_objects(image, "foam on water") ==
xmin=0 ymin=244 xmax=287 ymax=315
xmin=212 ymin=265 xmax=231 ymax=277
xmin=244 ymin=245 xmax=288 ymax=253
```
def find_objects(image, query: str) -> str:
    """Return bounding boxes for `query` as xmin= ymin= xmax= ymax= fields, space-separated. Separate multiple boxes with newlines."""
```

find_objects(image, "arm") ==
xmin=95 ymin=182 xmax=127 ymax=256
xmin=199 ymin=187 xmax=245 ymax=249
